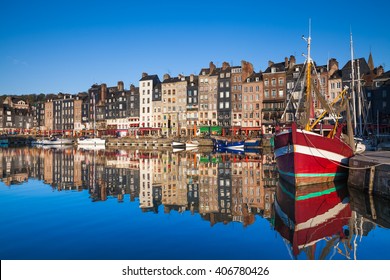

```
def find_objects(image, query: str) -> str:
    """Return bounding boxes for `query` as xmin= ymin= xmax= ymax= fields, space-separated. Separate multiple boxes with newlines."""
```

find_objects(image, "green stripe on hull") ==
xmin=296 ymin=184 xmax=345 ymax=201
xmin=279 ymin=180 xmax=346 ymax=201
xmin=278 ymin=169 xmax=347 ymax=178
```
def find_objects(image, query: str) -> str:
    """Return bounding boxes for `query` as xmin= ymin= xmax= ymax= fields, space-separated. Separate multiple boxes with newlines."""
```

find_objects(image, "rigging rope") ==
xmin=301 ymin=130 xmax=390 ymax=170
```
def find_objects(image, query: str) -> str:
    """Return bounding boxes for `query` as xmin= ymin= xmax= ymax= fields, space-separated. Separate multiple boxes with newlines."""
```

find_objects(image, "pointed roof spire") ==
xmin=368 ymin=51 xmax=374 ymax=71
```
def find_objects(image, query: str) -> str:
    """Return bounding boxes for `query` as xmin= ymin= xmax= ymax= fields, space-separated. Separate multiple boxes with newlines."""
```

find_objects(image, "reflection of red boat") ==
xmin=274 ymin=179 xmax=351 ymax=258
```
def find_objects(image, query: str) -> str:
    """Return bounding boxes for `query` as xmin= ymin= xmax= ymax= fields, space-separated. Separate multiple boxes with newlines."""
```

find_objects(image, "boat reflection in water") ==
xmin=274 ymin=178 xmax=353 ymax=259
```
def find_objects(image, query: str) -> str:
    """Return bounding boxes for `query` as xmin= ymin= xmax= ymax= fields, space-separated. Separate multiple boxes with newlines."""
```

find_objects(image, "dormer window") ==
xmin=271 ymin=67 xmax=276 ymax=73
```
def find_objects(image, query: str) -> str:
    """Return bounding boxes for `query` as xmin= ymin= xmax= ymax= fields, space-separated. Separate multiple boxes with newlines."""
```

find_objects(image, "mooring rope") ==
xmin=301 ymin=130 xmax=390 ymax=170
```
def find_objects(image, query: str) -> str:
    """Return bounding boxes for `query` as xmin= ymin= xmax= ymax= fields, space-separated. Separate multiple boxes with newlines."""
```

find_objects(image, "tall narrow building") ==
xmin=139 ymin=73 xmax=161 ymax=135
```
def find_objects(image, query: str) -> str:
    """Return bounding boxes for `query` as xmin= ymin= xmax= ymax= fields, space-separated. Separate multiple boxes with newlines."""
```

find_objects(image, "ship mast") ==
xmin=357 ymin=58 xmax=363 ymax=136
xmin=350 ymin=31 xmax=357 ymax=135
xmin=304 ymin=20 xmax=312 ymax=131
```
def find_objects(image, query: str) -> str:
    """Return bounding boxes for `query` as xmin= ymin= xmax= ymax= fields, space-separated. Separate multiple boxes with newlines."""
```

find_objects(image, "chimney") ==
xmin=209 ymin=61 xmax=216 ymax=74
xmin=377 ymin=65 xmax=384 ymax=76
xmin=142 ymin=72 xmax=148 ymax=78
xmin=117 ymin=81 xmax=124 ymax=91
xmin=289 ymin=55 xmax=296 ymax=67
xmin=130 ymin=84 xmax=135 ymax=92
xmin=268 ymin=60 xmax=274 ymax=67
xmin=163 ymin=73 xmax=171 ymax=81
xmin=100 ymin=83 xmax=107 ymax=104
xmin=328 ymin=58 xmax=339 ymax=76
xmin=285 ymin=57 xmax=289 ymax=68
xmin=241 ymin=60 xmax=254 ymax=81
xmin=190 ymin=74 xmax=194 ymax=82
xmin=222 ymin=62 xmax=230 ymax=70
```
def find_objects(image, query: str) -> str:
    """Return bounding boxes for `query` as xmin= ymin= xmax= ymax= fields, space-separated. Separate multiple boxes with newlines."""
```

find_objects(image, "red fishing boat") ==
xmin=274 ymin=27 xmax=355 ymax=186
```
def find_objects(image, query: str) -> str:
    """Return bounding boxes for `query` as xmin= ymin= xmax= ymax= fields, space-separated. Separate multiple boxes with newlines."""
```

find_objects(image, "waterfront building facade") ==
xmin=198 ymin=62 xmax=219 ymax=129
xmin=327 ymin=58 xmax=343 ymax=103
xmin=242 ymin=72 xmax=263 ymax=137
xmin=139 ymin=73 xmax=161 ymax=135
xmin=217 ymin=62 xmax=232 ymax=135
xmin=2 ymin=52 xmax=390 ymax=136
xmin=161 ymin=74 xmax=180 ymax=137
xmin=44 ymin=100 xmax=54 ymax=134
xmin=186 ymin=74 xmax=198 ymax=137
xmin=262 ymin=60 xmax=288 ymax=133
xmin=53 ymin=94 xmax=74 ymax=135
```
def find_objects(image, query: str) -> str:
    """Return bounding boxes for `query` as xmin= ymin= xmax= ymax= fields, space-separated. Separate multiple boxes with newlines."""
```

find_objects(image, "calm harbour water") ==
xmin=0 ymin=147 xmax=389 ymax=260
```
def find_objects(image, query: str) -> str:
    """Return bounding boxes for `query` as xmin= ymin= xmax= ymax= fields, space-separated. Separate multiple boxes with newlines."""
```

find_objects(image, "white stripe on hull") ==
xmin=275 ymin=144 xmax=349 ymax=165
xmin=226 ymin=145 xmax=244 ymax=150
xmin=295 ymin=197 xmax=349 ymax=231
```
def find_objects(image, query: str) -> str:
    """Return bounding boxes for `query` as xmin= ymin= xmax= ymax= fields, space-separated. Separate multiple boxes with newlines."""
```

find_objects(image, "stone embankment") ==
xmin=106 ymin=137 xmax=214 ymax=149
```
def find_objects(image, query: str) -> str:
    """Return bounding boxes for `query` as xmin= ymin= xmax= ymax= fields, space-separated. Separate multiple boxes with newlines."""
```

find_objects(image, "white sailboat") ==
xmin=77 ymin=93 xmax=106 ymax=148
xmin=39 ymin=136 xmax=73 ymax=146
xmin=185 ymin=123 xmax=199 ymax=149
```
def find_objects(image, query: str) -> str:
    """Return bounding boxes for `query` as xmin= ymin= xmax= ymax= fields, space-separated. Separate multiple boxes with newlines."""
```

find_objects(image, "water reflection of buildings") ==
xmin=0 ymin=147 xmax=279 ymax=228
xmin=1 ymin=147 xmax=389 ymax=258
xmin=0 ymin=148 xmax=31 ymax=186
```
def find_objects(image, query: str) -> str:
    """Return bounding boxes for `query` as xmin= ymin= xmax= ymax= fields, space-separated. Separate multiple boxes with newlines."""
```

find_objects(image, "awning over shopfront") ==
xmin=198 ymin=126 xmax=222 ymax=135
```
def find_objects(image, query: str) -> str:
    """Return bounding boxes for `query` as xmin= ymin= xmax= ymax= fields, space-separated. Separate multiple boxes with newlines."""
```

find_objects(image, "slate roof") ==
xmin=243 ymin=72 xmax=263 ymax=83
xmin=139 ymin=74 xmax=160 ymax=82
xmin=263 ymin=61 xmax=286 ymax=73
xmin=329 ymin=69 xmax=343 ymax=80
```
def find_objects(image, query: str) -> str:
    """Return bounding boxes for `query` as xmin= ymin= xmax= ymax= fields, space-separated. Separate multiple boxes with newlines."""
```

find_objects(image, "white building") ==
xmin=139 ymin=73 xmax=161 ymax=132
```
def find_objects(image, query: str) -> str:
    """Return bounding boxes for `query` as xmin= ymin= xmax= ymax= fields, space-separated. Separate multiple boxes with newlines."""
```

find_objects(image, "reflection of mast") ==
xmin=93 ymin=150 xmax=96 ymax=193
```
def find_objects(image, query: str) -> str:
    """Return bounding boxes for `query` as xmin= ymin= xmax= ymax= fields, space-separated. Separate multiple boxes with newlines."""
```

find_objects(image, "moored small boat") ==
xmin=213 ymin=139 xmax=244 ymax=150
xmin=77 ymin=137 xmax=106 ymax=147
xmin=185 ymin=140 xmax=199 ymax=148
xmin=172 ymin=140 xmax=185 ymax=148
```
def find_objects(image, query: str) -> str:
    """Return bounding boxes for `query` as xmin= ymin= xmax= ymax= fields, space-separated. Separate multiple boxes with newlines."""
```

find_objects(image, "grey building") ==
xmin=53 ymin=94 xmax=74 ymax=134
xmin=217 ymin=62 xmax=232 ymax=134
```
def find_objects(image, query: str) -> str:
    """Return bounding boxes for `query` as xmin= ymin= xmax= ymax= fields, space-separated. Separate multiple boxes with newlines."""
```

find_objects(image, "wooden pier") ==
xmin=348 ymin=151 xmax=390 ymax=199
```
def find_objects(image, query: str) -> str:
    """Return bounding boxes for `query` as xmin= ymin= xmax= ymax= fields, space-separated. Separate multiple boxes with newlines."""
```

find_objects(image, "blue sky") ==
xmin=1 ymin=0 xmax=389 ymax=95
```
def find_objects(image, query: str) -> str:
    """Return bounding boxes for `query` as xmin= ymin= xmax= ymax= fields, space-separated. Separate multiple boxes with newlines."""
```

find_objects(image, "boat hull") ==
xmin=36 ymin=138 xmax=73 ymax=145
xmin=274 ymin=123 xmax=353 ymax=186
xmin=77 ymin=138 xmax=106 ymax=146
xmin=244 ymin=139 xmax=261 ymax=147
xmin=213 ymin=139 xmax=245 ymax=150
xmin=185 ymin=141 xmax=199 ymax=148
xmin=172 ymin=141 xmax=185 ymax=148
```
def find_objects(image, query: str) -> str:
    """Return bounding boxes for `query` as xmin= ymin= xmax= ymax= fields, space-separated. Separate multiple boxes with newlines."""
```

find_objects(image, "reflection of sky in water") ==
xmin=0 ymin=179 xmax=389 ymax=260
xmin=0 ymin=180 xmax=286 ymax=260
xmin=0 ymin=147 xmax=390 ymax=260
